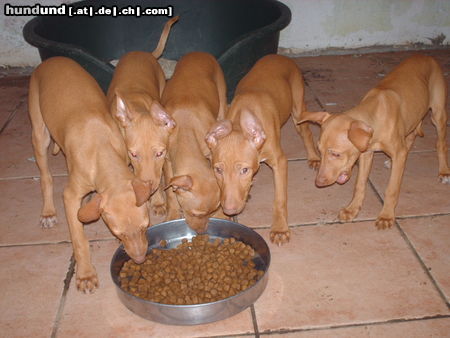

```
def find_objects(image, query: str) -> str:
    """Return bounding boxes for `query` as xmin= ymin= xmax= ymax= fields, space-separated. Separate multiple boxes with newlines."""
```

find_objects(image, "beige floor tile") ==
xmin=237 ymin=161 xmax=382 ymax=228
xmin=369 ymin=152 xmax=450 ymax=218
xmin=306 ymin=76 xmax=378 ymax=113
xmin=0 ymin=177 xmax=116 ymax=245
xmin=0 ymin=243 xmax=72 ymax=338
xmin=0 ymin=105 xmax=67 ymax=179
xmin=263 ymin=317 xmax=450 ymax=337
xmin=399 ymin=215 xmax=450 ymax=302
xmin=57 ymin=240 xmax=255 ymax=337
xmin=410 ymin=114 xmax=450 ymax=153
xmin=253 ymin=224 xmax=449 ymax=332
xmin=2 ymin=49 xmax=449 ymax=338
xmin=0 ymin=86 xmax=27 ymax=128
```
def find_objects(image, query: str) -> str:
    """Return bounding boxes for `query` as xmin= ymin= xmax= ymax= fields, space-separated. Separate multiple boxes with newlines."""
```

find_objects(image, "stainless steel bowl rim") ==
xmin=110 ymin=218 xmax=271 ymax=324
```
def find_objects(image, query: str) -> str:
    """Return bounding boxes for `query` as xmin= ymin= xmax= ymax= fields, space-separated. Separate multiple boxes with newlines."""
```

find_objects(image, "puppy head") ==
xmin=298 ymin=111 xmax=373 ymax=187
xmin=205 ymin=110 xmax=265 ymax=216
xmin=167 ymin=173 xmax=221 ymax=233
xmin=77 ymin=181 xmax=150 ymax=264
xmin=113 ymin=92 xmax=175 ymax=196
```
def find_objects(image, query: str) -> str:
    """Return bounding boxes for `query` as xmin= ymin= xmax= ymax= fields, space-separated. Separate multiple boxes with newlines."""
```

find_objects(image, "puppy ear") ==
xmin=150 ymin=101 xmax=176 ymax=130
xmin=78 ymin=194 xmax=103 ymax=223
xmin=167 ymin=175 xmax=193 ymax=192
xmin=132 ymin=178 xmax=152 ymax=207
xmin=296 ymin=111 xmax=331 ymax=125
xmin=205 ymin=120 xmax=232 ymax=149
xmin=348 ymin=120 xmax=373 ymax=152
xmin=114 ymin=91 xmax=134 ymax=128
xmin=240 ymin=110 xmax=266 ymax=150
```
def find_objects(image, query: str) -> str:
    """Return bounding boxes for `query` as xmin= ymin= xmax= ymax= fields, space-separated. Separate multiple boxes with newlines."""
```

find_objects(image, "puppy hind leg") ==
xmin=29 ymin=81 xmax=57 ymax=228
xmin=290 ymin=73 xmax=320 ymax=169
xmin=429 ymin=65 xmax=450 ymax=183
xmin=295 ymin=122 xmax=320 ymax=169
xmin=430 ymin=104 xmax=450 ymax=183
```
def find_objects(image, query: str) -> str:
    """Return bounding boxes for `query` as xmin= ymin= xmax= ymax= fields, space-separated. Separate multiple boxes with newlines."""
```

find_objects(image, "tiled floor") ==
xmin=1 ymin=49 xmax=449 ymax=337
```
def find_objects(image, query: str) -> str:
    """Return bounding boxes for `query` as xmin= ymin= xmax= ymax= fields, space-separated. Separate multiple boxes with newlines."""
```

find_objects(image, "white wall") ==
xmin=278 ymin=0 xmax=450 ymax=53
xmin=0 ymin=0 xmax=69 ymax=66
xmin=0 ymin=0 xmax=449 ymax=67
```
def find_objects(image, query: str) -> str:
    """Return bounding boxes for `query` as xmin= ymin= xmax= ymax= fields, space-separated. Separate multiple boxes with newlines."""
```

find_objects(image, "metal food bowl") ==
xmin=110 ymin=218 xmax=270 ymax=325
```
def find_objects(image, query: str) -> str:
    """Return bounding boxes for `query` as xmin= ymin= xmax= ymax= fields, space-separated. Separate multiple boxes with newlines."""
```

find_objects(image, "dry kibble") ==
xmin=119 ymin=235 xmax=264 ymax=304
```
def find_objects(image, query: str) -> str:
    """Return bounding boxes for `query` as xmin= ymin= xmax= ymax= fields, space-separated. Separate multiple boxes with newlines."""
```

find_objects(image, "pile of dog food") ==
xmin=119 ymin=234 xmax=264 ymax=304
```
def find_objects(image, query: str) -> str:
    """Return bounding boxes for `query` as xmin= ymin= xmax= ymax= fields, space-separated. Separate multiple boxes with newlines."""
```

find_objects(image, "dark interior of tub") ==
xmin=25 ymin=0 xmax=291 ymax=98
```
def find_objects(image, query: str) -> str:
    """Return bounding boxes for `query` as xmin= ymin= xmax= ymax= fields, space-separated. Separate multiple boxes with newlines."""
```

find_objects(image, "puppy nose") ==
xmin=315 ymin=176 xmax=328 ymax=187
xmin=222 ymin=203 xmax=241 ymax=216
xmin=223 ymin=208 xmax=238 ymax=216
xmin=131 ymin=254 xmax=146 ymax=264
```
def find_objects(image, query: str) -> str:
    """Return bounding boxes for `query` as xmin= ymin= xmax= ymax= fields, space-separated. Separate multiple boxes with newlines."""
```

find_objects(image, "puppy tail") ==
xmin=152 ymin=16 xmax=179 ymax=59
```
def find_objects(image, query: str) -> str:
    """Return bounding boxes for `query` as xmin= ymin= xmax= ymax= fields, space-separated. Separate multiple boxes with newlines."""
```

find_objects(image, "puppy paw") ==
xmin=152 ymin=204 xmax=167 ymax=216
xmin=375 ymin=216 xmax=394 ymax=230
xmin=39 ymin=215 xmax=57 ymax=229
xmin=270 ymin=229 xmax=291 ymax=246
xmin=439 ymin=174 xmax=450 ymax=184
xmin=76 ymin=270 xmax=99 ymax=293
xmin=308 ymin=159 xmax=321 ymax=170
xmin=338 ymin=207 xmax=359 ymax=223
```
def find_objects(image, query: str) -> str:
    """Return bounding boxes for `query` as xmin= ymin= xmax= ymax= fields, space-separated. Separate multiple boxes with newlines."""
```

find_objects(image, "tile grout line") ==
xmin=0 ymin=97 xmax=26 ymax=135
xmin=367 ymin=178 xmax=450 ymax=310
xmin=0 ymin=173 xmax=68 ymax=181
xmin=393 ymin=219 xmax=450 ymax=310
xmin=256 ymin=313 xmax=450 ymax=336
xmin=2 ymin=213 xmax=449 ymax=250
xmin=250 ymin=304 xmax=260 ymax=338
xmin=0 ymin=237 xmax=117 ymax=249
xmin=245 ymin=211 xmax=450 ymax=232
xmin=51 ymin=255 xmax=76 ymax=338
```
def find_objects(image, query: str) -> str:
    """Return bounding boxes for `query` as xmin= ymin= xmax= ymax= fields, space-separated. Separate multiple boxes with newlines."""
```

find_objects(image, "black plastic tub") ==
xmin=23 ymin=0 xmax=291 ymax=99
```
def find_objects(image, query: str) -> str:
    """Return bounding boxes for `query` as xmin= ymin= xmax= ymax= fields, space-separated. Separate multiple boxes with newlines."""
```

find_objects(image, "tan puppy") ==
xmin=29 ymin=57 xmax=151 ymax=292
xmin=161 ymin=52 xmax=228 ymax=232
xmin=205 ymin=54 xmax=320 ymax=245
xmin=107 ymin=16 xmax=178 ymax=209
xmin=299 ymin=54 xmax=450 ymax=229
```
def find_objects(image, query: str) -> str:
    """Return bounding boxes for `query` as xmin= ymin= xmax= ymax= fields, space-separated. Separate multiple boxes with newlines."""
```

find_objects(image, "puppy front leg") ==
xmin=376 ymin=149 xmax=408 ymax=229
xmin=266 ymin=152 xmax=290 ymax=245
xmin=63 ymin=185 xmax=98 ymax=292
xmin=339 ymin=151 xmax=374 ymax=222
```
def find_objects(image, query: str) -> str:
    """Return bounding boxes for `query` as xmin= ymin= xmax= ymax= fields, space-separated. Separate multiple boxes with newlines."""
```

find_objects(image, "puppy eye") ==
xmin=328 ymin=150 xmax=341 ymax=158
xmin=214 ymin=166 xmax=223 ymax=175
xmin=155 ymin=150 xmax=165 ymax=158
xmin=129 ymin=150 xmax=138 ymax=158
xmin=240 ymin=167 xmax=249 ymax=175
